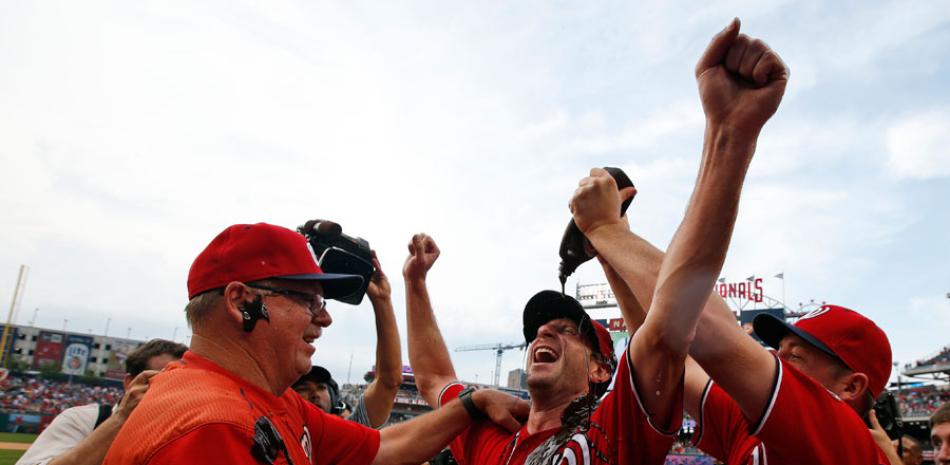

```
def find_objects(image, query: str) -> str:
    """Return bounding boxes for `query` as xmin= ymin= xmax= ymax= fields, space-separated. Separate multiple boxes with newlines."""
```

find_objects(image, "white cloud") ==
xmin=0 ymin=0 xmax=947 ymax=386
xmin=886 ymin=110 xmax=950 ymax=179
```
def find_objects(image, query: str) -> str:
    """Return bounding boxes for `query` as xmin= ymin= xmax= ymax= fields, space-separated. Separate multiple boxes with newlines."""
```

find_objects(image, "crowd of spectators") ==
xmin=907 ymin=345 xmax=950 ymax=369
xmin=663 ymin=454 xmax=719 ymax=465
xmin=0 ymin=374 xmax=123 ymax=416
xmin=898 ymin=385 xmax=950 ymax=417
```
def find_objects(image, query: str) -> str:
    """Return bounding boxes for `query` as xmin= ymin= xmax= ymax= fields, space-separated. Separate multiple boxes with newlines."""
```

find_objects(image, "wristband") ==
xmin=458 ymin=386 xmax=482 ymax=420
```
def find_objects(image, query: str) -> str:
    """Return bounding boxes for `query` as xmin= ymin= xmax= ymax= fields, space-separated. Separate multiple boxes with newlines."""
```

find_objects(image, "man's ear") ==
xmin=222 ymin=281 xmax=254 ymax=327
xmin=123 ymin=373 xmax=133 ymax=391
xmin=589 ymin=357 xmax=612 ymax=384
xmin=839 ymin=371 xmax=869 ymax=403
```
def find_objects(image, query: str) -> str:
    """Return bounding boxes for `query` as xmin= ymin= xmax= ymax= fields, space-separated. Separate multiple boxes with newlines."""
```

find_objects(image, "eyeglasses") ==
xmin=246 ymin=284 xmax=326 ymax=316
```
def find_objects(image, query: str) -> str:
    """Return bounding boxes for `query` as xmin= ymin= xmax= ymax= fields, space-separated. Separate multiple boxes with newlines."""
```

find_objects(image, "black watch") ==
xmin=458 ymin=386 xmax=482 ymax=420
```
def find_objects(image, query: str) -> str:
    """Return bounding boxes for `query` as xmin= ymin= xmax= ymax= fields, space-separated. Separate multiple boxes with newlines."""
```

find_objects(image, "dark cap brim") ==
xmin=295 ymin=365 xmax=333 ymax=386
xmin=280 ymin=273 xmax=364 ymax=300
xmin=523 ymin=290 xmax=597 ymax=349
xmin=752 ymin=313 xmax=841 ymax=361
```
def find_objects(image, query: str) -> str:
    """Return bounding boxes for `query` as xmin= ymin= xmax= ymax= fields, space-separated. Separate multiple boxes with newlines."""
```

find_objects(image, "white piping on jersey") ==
xmin=437 ymin=381 xmax=464 ymax=407
xmin=693 ymin=378 xmax=714 ymax=447
xmin=626 ymin=349 xmax=678 ymax=437
xmin=750 ymin=357 xmax=783 ymax=436
xmin=751 ymin=444 xmax=769 ymax=465
xmin=503 ymin=432 xmax=520 ymax=465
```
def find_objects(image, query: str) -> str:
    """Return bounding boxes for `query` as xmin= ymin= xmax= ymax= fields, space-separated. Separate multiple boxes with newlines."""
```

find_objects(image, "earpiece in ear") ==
xmin=241 ymin=297 xmax=269 ymax=332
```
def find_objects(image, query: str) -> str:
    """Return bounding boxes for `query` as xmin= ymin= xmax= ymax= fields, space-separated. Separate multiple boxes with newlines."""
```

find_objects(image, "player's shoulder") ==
xmin=49 ymin=403 xmax=100 ymax=427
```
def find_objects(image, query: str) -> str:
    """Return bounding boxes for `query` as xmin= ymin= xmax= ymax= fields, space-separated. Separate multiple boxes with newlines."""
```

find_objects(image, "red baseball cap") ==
xmin=187 ymin=223 xmax=364 ymax=300
xmin=523 ymin=290 xmax=618 ymax=393
xmin=753 ymin=304 xmax=892 ymax=398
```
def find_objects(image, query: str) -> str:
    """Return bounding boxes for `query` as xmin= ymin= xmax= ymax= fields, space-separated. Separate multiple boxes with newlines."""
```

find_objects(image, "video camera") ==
xmin=870 ymin=391 xmax=904 ymax=440
xmin=298 ymin=219 xmax=374 ymax=305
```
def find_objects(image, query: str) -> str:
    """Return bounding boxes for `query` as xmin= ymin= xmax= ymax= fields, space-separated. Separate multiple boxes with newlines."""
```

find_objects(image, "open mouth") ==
xmin=532 ymin=345 xmax=559 ymax=364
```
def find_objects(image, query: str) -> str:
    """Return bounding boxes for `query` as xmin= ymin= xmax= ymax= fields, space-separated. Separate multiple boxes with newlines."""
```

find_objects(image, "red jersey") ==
xmin=693 ymin=356 xmax=889 ymax=464
xmin=439 ymin=350 xmax=678 ymax=465
xmin=103 ymin=352 xmax=380 ymax=465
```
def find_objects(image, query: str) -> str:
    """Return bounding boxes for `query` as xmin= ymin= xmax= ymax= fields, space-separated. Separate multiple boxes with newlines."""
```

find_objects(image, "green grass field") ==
xmin=0 ymin=449 xmax=24 ymax=465
xmin=0 ymin=432 xmax=36 ymax=443
xmin=0 ymin=433 xmax=33 ymax=465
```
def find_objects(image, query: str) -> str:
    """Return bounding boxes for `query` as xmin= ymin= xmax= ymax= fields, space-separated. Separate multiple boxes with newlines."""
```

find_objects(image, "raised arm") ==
xmin=360 ymin=251 xmax=402 ymax=428
xmin=592 ymin=232 xmax=713 ymax=419
xmin=572 ymin=18 xmax=788 ymax=427
xmin=402 ymin=234 xmax=457 ymax=407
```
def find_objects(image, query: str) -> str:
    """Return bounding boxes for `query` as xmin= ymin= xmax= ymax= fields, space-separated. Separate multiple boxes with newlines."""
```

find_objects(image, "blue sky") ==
xmin=0 ymin=1 xmax=947 ymax=384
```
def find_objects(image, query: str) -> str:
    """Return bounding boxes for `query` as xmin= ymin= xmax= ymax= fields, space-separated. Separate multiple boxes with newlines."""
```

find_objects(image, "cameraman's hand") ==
xmin=571 ymin=168 xmax=637 ymax=236
xmin=869 ymin=410 xmax=902 ymax=465
xmin=366 ymin=250 xmax=392 ymax=302
xmin=403 ymin=234 xmax=441 ymax=282
xmin=114 ymin=370 xmax=159 ymax=422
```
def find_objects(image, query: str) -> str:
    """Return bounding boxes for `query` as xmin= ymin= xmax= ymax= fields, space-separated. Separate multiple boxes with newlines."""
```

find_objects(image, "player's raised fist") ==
xmin=695 ymin=18 xmax=789 ymax=135
xmin=403 ymin=233 xmax=441 ymax=281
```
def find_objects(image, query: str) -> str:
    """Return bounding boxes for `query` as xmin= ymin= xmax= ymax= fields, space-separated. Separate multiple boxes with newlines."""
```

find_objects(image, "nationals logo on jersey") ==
xmin=300 ymin=425 xmax=312 ymax=460
xmin=525 ymin=397 xmax=613 ymax=465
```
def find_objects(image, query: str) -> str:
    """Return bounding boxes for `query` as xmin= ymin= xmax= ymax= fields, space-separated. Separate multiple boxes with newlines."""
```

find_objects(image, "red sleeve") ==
xmin=438 ymin=383 xmax=473 ymax=465
xmin=594 ymin=348 xmax=681 ymax=465
xmin=147 ymin=424 xmax=256 ymax=465
xmin=305 ymin=399 xmax=381 ymax=465
xmin=755 ymin=357 xmax=890 ymax=465
xmin=692 ymin=380 xmax=757 ymax=463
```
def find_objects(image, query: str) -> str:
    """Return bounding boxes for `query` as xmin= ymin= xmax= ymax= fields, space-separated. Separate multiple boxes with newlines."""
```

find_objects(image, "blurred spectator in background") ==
xmin=294 ymin=252 xmax=401 ymax=428
xmin=16 ymin=338 xmax=186 ymax=465
xmin=891 ymin=435 xmax=923 ymax=465
xmin=932 ymin=403 xmax=950 ymax=465
xmin=898 ymin=386 xmax=950 ymax=417
xmin=0 ymin=378 xmax=122 ymax=416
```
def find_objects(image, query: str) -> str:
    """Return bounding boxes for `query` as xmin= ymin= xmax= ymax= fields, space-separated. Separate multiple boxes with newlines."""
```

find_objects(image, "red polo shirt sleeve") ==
xmin=304 ymin=399 xmax=381 ymax=465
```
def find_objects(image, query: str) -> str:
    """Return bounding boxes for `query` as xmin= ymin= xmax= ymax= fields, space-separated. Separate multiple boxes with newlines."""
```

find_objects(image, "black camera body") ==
xmin=298 ymin=219 xmax=374 ymax=305
xmin=870 ymin=391 xmax=904 ymax=440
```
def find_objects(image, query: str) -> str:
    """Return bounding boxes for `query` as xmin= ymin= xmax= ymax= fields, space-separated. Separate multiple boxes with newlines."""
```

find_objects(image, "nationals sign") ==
xmin=716 ymin=278 xmax=764 ymax=303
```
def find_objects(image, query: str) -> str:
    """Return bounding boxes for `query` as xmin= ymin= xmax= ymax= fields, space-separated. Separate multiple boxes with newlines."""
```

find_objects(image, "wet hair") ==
xmin=125 ymin=338 xmax=188 ymax=377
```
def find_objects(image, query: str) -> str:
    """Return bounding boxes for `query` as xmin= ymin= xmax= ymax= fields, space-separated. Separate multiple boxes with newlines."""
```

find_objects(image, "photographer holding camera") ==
xmin=293 ymin=251 xmax=402 ymax=428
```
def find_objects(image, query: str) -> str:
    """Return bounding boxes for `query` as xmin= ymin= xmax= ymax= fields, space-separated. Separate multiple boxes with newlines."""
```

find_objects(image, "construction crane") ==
xmin=455 ymin=342 xmax=526 ymax=387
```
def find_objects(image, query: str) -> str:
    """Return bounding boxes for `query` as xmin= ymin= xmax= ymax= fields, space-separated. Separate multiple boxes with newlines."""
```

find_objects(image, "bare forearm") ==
xmin=648 ymin=126 xmax=756 ymax=354
xmin=599 ymin=258 xmax=647 ymax=334
xmin=47 ymin=415 xmax=125 ymax=465
xmin=375 ymin=400 xmax=471 ymax=465
xmin=405 ymin=279 xmax=457 ymax=405
xmin=590 ymin=228 xmax=664 ymax=333
xmin=590 ymin=223 xmax=750 ymax=360
xmin=365 ymin=294 xmax=402 ymax=427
